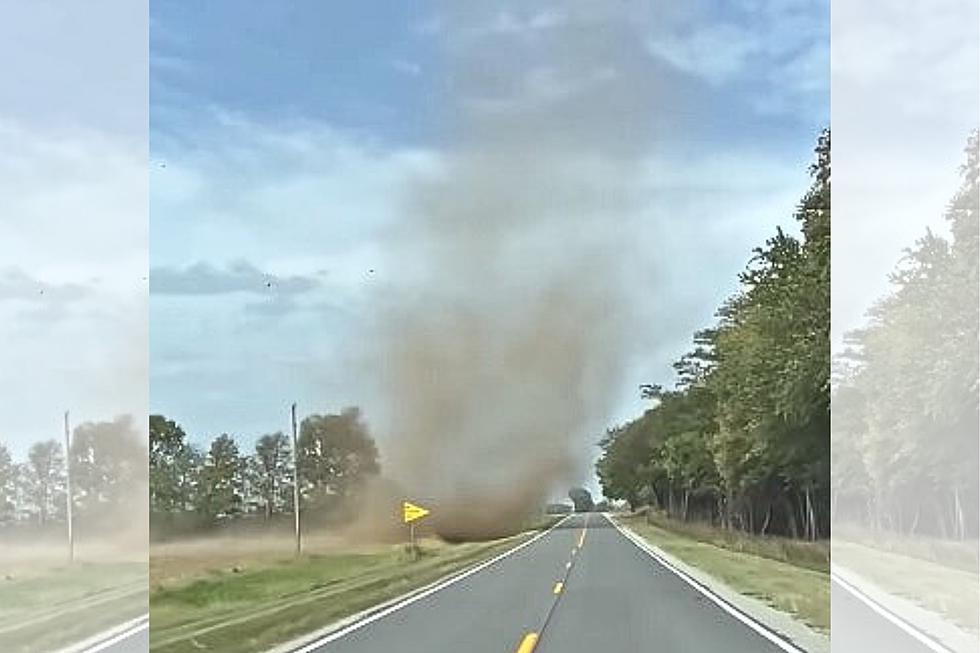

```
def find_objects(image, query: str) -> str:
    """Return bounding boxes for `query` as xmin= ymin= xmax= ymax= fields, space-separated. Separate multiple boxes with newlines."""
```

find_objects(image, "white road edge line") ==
xmin=285 ymin=514 xmax=575 ymax=653
xmin=52 ymin=614 xmax=149 ymax=653
xmin=830 ymin=568 xmax=954 ymax=653
xmin=607 ymin=514 xmax=806 ymax=653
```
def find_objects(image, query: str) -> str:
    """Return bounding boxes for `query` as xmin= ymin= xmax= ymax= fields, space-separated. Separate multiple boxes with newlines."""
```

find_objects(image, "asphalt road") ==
xmin=830 ymin=578 xmax=946 ymax=653
xmin=76 ymin=618 xmax=149 ymax=653
xmin=304 ymin=513 xmax=796 ymax=653
xmin=97 ymin=625 xmax=148 ymax=653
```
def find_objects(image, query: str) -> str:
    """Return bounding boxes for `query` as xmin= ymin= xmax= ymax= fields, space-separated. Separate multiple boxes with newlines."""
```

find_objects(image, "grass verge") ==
xmin=149 ymin=532 xmax=537 ymax=653
xmin=834 ymin=539 xmax=978 ymax=633
xmin=619 ymin=513 xmax=830 ymax=632
xmin=0 ymin=562 xmax=147 ymax=653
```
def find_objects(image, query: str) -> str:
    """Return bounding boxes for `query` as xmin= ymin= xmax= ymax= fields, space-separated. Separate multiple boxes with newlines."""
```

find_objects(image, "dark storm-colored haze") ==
xmin=370 ymin=3 xmax=659 ymax=539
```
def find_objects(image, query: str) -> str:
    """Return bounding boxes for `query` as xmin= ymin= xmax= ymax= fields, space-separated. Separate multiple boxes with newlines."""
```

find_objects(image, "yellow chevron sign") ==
xmin=403 ymin=501 xmax=430 ymax=523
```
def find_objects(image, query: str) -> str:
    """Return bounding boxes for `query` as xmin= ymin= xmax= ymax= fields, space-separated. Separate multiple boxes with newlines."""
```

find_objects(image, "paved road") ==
xmin=95 ymin=624 xmax=148 ymax=653
xmin=304 ymin=513 xmax=795 ymax=653
xmin=74 ymin=617 xmax=149 ymax=653
xmin=831 ymin=579 xmax=947 ymax=653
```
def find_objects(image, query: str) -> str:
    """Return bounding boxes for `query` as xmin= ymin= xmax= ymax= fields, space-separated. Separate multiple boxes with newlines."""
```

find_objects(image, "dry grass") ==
xmin=150 ymin=533 xmax=469 ymax=592
xmin=641 ymin=511 xmax=830 ymax=573
xmin=149 ymin=531 xmax=532 ymax=653
xmin=621 ymin=513 xmax=830 ymax=632
xmin=0 ymin=551 xmax=146 ymax=653
xmin=835 ymin=539 xmax=979 ymax=633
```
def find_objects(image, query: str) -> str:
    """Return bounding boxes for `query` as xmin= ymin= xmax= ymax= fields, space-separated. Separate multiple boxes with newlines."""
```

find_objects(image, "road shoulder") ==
xmin=610 ymin=514 xmax=830 ymax=653
xmin=832 ymin=564 xmax=977 ymax=653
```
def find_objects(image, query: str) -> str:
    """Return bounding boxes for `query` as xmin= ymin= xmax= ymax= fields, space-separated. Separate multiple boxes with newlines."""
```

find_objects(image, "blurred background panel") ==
xmin=0 ymin=1 xmax=149 ymax=651
xmin=832 ymin=1 xmax=979 ymax=652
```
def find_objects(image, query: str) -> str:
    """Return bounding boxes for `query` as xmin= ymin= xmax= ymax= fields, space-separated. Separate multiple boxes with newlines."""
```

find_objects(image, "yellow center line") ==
xmin=578 ymin=529 xmax=586 ymax=548
xmin=515 ymin=632 xmax=539 ymax=653
xmin=553 ymin=581 xmax=564 ymax=594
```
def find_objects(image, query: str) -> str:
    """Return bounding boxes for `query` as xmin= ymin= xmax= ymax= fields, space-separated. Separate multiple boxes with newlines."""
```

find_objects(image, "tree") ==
xmin=568 ymin=487 xmax=594 ymax=512
xmin=197 ymin=434 xmax=245 ymax=520
xmin=596 ymin=130 xmax=831 ymax=539
xmin=70 ymin=416 xmax=146 ymax=519
xmin=0 ymin=442 xmax=15 ymax=524
xmin=834 ymin=131 xmax=978 ymax=539
xmin=596 ymin=418 xmax=656 ymax=511
xmin=26 ymin=440 xmax=65 ymax=526
xmin=297 ymin=407 xmax=380 ymax=508
xmin=150 ymin=414 xmax=200 ymax=514
xmin=252 ymin=432 xmax=294 ymax=519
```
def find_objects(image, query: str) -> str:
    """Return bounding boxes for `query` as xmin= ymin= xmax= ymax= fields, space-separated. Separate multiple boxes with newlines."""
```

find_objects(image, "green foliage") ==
xmin=26 ymin=440 xmax=66 ymax=525
xmin=297 ymin=407 xmax=380 ymax=508
xmin=0 ymin=442 xmax=15 ymax=523
xmin=149 ymin=407 xmax=382 ymax=536
xmin=834 ymin=130 xmax=978 ymax=539
xmin=197 ymin=434 xmax=245 ymax=520
xmin=149 ymin=536 xmax=521 ymax=653
xmin=251 ymin=432 xmax=294 ymax=519
xmin=0 ymin=422 xmax=147 ymax=533
xmin=150 ymin=414 xmax=200 ymax=515
xmin=70 ymin=416 xmax=146 ymax=522
xmin=598 ymin=130 xmax=831 ymax=539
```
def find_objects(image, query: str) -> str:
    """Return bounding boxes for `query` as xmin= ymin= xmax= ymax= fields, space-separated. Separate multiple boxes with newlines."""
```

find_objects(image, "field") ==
xmin=618 ymin=512 xmax=831 ymax=632
xmin=149 ymin=523 xmax=554 ymax=653
xmin=0 ymin=547 xmax=147 ymax=653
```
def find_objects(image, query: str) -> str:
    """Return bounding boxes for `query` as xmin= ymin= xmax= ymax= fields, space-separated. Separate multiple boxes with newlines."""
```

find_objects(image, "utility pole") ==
xmin=291 ymin=402 xmax=301 ymax=557
xmin=63 ymin=410 xmax=74 ymax=564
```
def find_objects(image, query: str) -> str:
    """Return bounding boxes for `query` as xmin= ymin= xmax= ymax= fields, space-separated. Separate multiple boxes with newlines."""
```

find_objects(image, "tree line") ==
xmin=833 ymin=131 xmax=978 ymax=541
xmin=0 ymin=416 xmax=146 ymax=533
xmin=149 ymin=406 xmax=381 ymax=538
xmin=597 ymin=130 xmax=830 ymax=540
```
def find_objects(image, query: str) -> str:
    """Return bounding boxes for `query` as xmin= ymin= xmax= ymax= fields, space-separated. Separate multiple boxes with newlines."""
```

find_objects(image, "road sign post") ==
xmin=402 ymin=501 xmax=430 ymax=560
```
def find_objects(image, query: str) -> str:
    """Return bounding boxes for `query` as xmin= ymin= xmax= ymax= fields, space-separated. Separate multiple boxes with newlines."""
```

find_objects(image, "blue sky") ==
xmin=151 ymin=1 xmax=442 ymax=148
xmin=0 ymin=0 xmax=147 ymax=459
xmin=149 ymin=1 xmax=830 ymax=492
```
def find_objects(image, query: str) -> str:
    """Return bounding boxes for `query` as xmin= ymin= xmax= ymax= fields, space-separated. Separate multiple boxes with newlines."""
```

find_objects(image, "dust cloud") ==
xmin=367 ymin=3 xmax=659 ymax=540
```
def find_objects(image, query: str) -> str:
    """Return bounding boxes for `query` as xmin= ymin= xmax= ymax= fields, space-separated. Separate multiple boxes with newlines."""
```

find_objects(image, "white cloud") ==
xmin=645 ymin=2 xmax=828 ymax=117
xmin=831 ymin=0 xmax=978 ymax=351
xmin=151 ymin=52 xmax=194 ymax=76
xmin=150 ymin=111 xmax=815 ymax=449
xmin=152 ymin=112 xmax=439 ymax=272
xmin=0 ymin=121 xmax=147 ymax=455
xmin=0 ymin=121 xmax=147 ymax=294
xmin=647 ymin=23 xmax=762 ymax=85
xmin=150 ymin=115 xmax=441 ymax=441
xmin=488 ymin=8 xmax=566 ymax=35
xmin=391 ymin=59 xmax=422 ymax=77
xmin=151 ymin=260 xmax=319 ymax=296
